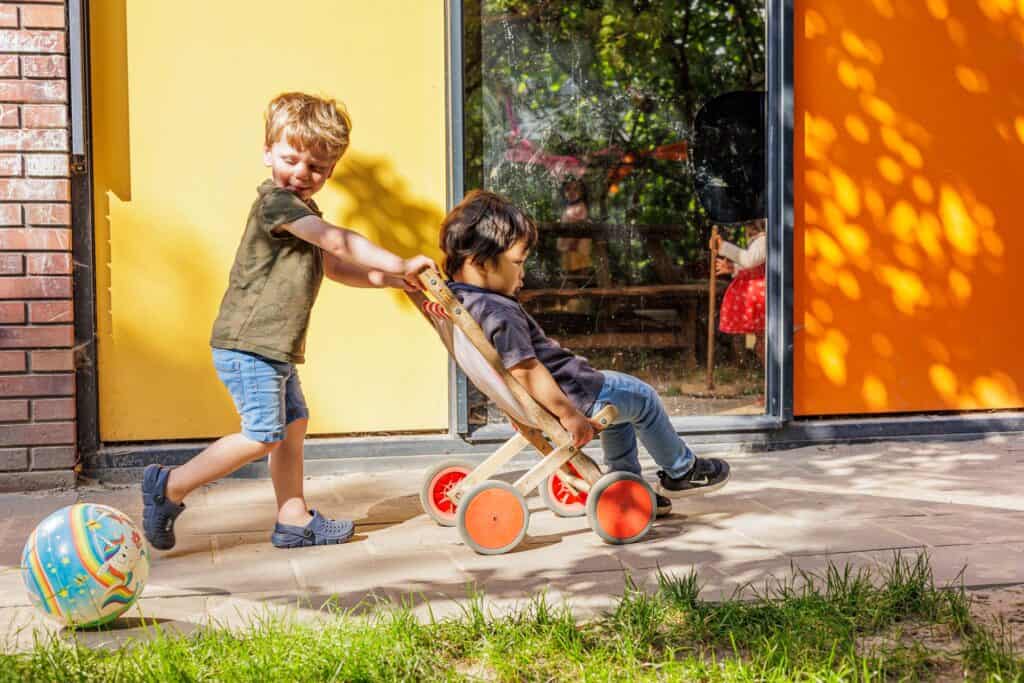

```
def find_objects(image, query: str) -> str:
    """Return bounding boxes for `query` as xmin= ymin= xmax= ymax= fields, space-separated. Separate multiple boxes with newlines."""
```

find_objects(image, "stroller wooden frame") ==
xmin=408 ymin=269 xmax=658 ymax=555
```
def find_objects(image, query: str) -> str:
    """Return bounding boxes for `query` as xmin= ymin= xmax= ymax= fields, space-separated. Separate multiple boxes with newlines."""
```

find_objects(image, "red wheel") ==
xmin=586 ymin=472 xmax=655 ymax=545
xmin=419 ymin=460 xmax=474 ymax=526
xmin=540 ymin=462 xmax=587 ymax=517
xmin=456 ymin=481 xmax=529 ymax=555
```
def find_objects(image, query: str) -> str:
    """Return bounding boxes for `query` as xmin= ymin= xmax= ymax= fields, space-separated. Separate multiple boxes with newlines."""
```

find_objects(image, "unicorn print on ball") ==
xmin=21 ymin=503 xmax=150 ymax=628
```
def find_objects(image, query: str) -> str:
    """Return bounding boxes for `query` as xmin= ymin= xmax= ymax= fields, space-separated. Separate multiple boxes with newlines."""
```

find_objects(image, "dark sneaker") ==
xmin=657 ymin=457 xmax=731 ymax=499
xmin=655 ymin=494 xmax=672 ymax=518
xmin=141 ymin=464 xmax=185 ymax=550
xmin=271 ymin=509 xmax=354 ymax=548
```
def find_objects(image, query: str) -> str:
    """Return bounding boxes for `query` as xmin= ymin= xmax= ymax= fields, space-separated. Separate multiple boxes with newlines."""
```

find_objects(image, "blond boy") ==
xmin=142 ymin=93 xmax=434 ymax=550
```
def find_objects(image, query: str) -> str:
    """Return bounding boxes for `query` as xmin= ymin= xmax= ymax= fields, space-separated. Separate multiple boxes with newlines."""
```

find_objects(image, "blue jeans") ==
xmin=212 ymin=348 xmax=309 ymax=443
xmin=588 ymin=370 xmax=694 ymax=478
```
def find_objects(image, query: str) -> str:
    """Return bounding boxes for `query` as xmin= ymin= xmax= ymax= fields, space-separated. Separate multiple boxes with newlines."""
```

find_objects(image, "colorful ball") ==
xmin=21 ymin=503 xmax=150 ymax=628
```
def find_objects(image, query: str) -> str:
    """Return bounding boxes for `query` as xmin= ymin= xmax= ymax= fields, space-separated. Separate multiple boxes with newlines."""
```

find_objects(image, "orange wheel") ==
xmin=419 ymin=460 xmax=474 ymax=526
xmin=540 ymin=462 xmax=587 ymax=517
xmin=456 ymin=481 xmax=529 ymax=555
xmin=586 ymin=472 xmax=655 ymax=545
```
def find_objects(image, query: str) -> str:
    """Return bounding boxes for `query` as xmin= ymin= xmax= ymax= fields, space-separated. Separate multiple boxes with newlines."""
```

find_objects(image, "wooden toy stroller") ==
xmin=407 ymin=269 xmax=658 ymax=555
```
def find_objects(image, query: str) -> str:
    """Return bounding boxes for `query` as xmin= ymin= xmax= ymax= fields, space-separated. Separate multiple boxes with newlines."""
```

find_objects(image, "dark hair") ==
xmin=560 ymin=178 xmax=588 ymax=205
xmin=440 ymin=190 xmax=538 ymax=278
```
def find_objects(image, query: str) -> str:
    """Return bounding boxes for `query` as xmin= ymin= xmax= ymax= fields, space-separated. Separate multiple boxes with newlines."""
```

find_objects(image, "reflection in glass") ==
xmin=462 ymin=1 xmax=767 ymax=426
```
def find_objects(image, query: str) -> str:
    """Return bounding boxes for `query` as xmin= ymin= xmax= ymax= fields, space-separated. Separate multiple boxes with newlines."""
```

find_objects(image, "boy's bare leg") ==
xmin=165 ymin=434 xmax=276 ymax=504
xmin=269 ymin=417 xmax=311 ymax=526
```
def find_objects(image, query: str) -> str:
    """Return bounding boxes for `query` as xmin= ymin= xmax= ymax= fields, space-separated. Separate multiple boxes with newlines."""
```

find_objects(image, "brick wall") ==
xmin=0 ymin=0 xmax=75 ymax=492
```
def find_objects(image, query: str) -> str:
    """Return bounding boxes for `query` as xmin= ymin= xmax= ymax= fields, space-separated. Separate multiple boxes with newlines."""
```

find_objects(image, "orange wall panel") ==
xmin=794 ymin=0 xmax=1023 ymax=415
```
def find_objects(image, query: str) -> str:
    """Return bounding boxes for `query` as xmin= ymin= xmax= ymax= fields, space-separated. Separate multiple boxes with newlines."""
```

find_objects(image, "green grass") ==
xmin=1 ymin=553 xmax=1020 ymax=682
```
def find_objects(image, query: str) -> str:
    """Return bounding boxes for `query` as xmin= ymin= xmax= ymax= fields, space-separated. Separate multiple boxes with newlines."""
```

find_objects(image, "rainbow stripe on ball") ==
xmin=23 ymin=531 xmax=60 ymax=616
xmin=69 ymin=504 xmax=125 ymax=589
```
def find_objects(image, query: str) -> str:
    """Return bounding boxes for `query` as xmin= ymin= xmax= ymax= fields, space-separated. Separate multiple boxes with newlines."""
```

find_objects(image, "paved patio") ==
xmin=2 ymin=433 xmax=1024 ymax=650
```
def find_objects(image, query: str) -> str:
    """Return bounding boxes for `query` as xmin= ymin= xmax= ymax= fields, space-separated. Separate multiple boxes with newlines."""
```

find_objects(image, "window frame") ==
xmin=444 ymin=0 xmax=793 ymax=438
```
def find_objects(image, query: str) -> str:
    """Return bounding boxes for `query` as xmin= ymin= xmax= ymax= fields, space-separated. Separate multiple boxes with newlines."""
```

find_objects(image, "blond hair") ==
xmin=264 ymin=92 xmax=352 ymax=161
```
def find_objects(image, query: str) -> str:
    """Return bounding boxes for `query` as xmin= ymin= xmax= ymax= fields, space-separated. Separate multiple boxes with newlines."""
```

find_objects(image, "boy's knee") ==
xmin=241 ymin=432 xmax=283 ymax=452
xmin=632 ymin=379 xmax=660 ymax=405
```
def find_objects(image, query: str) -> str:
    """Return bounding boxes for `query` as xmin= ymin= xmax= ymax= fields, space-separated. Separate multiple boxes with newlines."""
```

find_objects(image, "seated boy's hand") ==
xmin=402 ymin=255 xmax=438 ymax=291
xmin=560 ymin=411 xmax=595 ymax=448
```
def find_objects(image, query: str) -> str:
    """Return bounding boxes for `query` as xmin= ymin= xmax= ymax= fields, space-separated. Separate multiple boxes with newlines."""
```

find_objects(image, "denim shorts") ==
xmin=212 ymin=347 xmax=309 ymax=443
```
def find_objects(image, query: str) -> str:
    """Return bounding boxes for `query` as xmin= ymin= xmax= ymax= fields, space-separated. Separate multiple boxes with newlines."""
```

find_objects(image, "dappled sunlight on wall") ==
xmin=794 ymin=0 xmax=1023 ymax=415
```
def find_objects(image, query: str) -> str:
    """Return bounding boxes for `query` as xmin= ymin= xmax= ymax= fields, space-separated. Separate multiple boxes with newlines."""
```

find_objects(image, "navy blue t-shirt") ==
xmin=448 ymin=281 xmax=605 ymax=415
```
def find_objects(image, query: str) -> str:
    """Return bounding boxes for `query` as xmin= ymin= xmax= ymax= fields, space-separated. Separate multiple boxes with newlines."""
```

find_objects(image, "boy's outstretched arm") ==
xmin=509 ymin=358 xmax=602 ymax=447
xmin=285 ymin=215 xmax=435 ymax=289
xmin=321 ymin=253 xmax=409 ymax=289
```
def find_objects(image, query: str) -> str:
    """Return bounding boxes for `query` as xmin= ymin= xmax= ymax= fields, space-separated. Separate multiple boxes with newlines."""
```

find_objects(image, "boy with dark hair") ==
xmin=441 ymin=190 xmax=730 ymax=517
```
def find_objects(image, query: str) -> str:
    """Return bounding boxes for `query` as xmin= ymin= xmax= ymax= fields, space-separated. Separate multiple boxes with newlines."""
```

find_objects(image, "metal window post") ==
xmin=69 ymin=0 xmax=101 ymax=457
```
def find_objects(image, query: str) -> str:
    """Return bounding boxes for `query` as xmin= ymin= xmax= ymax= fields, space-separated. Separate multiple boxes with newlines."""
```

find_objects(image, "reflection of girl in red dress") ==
xmin=713 ymin=220 xmax=766 ymax=360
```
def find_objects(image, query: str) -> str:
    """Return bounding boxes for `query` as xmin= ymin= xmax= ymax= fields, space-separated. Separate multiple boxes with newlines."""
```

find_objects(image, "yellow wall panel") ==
xmin=794 ymin=0 xmax=1023 ymax=415
xmin=90 ymin=1 xmax=449 ymax=440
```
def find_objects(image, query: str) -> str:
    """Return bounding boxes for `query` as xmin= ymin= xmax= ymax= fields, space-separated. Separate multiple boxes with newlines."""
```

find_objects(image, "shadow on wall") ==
xmin=329 ymin=153 xmax=445 ymax=310
xmin=96 ymin=156 xmax=446 ymax=441
xmin=794 ymin=0 xmax=1023 ymax=415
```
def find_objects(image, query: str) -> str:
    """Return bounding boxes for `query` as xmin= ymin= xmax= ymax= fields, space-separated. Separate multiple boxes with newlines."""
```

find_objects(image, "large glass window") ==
xmin=461 ymin=1 xmax=767 ymax=427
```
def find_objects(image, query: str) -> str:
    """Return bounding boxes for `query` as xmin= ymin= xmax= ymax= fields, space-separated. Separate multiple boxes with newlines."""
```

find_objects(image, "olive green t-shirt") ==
xmin=210 ymin=180 xmax=324 ymax=364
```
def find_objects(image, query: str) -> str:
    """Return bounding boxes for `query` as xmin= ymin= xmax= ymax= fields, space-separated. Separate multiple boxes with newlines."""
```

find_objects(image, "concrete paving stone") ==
xmin=530 ymin=570 xmax=637 ymax=619
xmin=875 ymin=510 xmax=1024 ymax=548
xmin=910 ymin=544 xmax=1024 ymax=588
xmin=0 ymin=491 xmax=77 ymax=517
xmin=0 ymin=570 xmax=29 ymax=608
xmin=148 ymin=538 xmax=302 ymax=596
xmin=321 ymin=471 xmax=419 ymax=506
xmin=0 ymin=525 xmax=29 ymax=567
xmin=611 ymin=515 xmax=775 ymax=573
xmin=197 ymin=479 xmax=280 ymax=508
xmin=0 ymin=607 xmax=60 ymax=653
xmin=721 ymin=512 xmax=925 ymax=557
xmin=449 ymin=562 xmax=728 ymax=621
xmin=668 ymin=490 xmax=776 ymax=517
xmin=150 ymin=532 xmax=217 ymax=560
xmin=364 ymin=515 xmax=462 ymax=551
xmin=208 ymin=530 xmax=279 ymax=553
xmin=201 ymin=592 xmax=327 ymax=630
xmin=852 ymin=544 xmax=1024 ymax=590
xmin=850 ymin=545 xmax=928 ymax=572
xmin=858 ymin=544 xmax=1013 ymax=586
xmin=745 ymin=489 xmax=954 ymax=521
xmin=285 ymin=541 xmax=472 ymax=612
xmin=174 ymin=503 xmax=279 ymax=536
xmin=447 ymin=526 xmax=628 ymax=582
xmin=704 ymin=551 xmax=886 ymax=601
xmin=75 ymin=486 xmax=145 ymax=514
xmin=197 ymin=475 xmax=358 ymax=509
xmin=348 ymin=492 xmax=426 ymax=529
xmin=746 ymin=469 xmax=1024 ymax=512
xmin=62 ymin=598 xmax=212 ymax=650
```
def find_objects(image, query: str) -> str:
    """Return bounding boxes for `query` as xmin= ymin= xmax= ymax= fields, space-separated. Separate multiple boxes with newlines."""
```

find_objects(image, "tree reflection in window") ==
xmin=461 ymin=1 xmax=768 ymax=425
